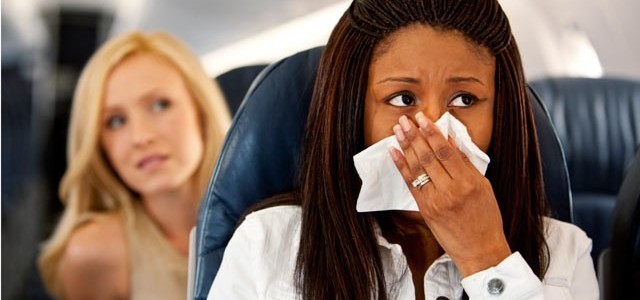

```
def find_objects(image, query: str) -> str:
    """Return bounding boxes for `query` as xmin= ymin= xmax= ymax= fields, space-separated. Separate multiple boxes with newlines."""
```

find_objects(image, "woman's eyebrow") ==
xmin=376 ymin=77 xmax=420 ymax=84
xmin=447 ymin=76 xmax=485 ymax=85
xmin=375 ymin=76 xmax=485 ymax=85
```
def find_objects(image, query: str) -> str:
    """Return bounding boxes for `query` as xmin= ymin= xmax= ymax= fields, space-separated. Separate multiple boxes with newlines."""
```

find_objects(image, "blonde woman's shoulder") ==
xmin=59 ymin=212 xmax=129 ymax=299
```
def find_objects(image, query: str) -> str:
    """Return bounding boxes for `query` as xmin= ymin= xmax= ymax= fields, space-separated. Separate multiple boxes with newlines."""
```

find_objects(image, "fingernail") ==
xmin=389 ymin=148 xmax=400 ymax=161
xmin=399 ymin=115 xmax=411 ymax=131
xmin=393 ymin=124 xmax=405 ymax=141
xmin=415 ymin=112 xmax=428 ymax=128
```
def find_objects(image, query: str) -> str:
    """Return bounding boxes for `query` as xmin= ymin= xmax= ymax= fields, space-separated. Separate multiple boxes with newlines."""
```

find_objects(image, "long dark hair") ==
xmin=254 ymin=0 xmax=550 ymax=298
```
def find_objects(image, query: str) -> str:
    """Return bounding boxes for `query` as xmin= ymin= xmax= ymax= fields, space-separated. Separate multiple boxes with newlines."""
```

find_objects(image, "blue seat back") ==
xmin=530 ymin=77 xmax=640 ymax=194
xmin=530 ymin=77 xmax=640 ymax=268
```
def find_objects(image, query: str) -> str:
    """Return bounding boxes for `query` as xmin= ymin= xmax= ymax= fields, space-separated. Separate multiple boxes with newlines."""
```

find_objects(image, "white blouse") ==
xmin=208 ymin=205 xmax=599 ymax=299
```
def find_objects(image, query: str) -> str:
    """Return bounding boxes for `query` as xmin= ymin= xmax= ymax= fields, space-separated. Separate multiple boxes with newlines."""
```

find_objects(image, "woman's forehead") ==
xmin=372 ymin=23 xmax=494 ymax=65
xmin=368 ymin=24 xmax=495 ymax=81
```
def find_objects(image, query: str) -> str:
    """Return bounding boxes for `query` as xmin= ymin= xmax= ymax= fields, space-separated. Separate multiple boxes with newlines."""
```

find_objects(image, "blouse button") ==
xmin=487 ymin=278 xmax=505 ymax=295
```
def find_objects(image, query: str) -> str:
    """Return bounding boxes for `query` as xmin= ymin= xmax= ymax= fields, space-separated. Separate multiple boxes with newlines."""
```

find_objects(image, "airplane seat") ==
xmin=529 ymin=76 xmax=640 ymax=268
xmin=2 ymin=65 xmax=35 ymax=211
xmin=214 ymin=64 xmax=269 ymax=116
xmin=598 ymin=148 xmax=640 ymax=300
xmin=191 ymin=46 xmax=572 ymax=299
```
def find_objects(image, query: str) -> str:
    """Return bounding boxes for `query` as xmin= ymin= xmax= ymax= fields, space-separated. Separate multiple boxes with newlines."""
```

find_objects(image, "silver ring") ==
xmin=411 ymin=173 xmax=430 ymax=189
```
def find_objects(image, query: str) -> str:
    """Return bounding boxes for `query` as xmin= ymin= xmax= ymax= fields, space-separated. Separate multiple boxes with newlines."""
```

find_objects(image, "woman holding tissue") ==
xmin=209 ymin=0 xmax=599 ymax=299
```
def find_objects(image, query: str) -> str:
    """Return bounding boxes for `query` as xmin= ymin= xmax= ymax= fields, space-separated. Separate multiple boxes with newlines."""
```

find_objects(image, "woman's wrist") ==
xmin=457 ymin=239 xmax=512 ymax=278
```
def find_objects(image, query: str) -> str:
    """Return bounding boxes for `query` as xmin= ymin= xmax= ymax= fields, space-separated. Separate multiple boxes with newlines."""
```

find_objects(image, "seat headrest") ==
xmin=530 ymin=77 xmax=640 ymax=194
xmin=215 ymin=64 xmax=268 ymax=115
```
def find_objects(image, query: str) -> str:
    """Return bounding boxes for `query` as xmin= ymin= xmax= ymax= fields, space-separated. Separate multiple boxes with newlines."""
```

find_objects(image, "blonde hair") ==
xmin=37 ymin=30 xmax=231 ymax=296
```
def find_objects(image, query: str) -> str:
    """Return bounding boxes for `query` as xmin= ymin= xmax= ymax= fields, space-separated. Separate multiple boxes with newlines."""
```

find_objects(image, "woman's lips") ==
xmin=137 ymin=154 xmax=168 ymax=171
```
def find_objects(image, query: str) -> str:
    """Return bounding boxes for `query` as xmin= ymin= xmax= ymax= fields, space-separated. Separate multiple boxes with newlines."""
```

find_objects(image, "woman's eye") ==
xmin=106 ymin=115 xmax=126 ymax=129
xmin=387 ymin=93 xmax=416 ymax=107
xmin=449 ymin=94 xmax=478 ymax=107
xmin=151 ymin=98 xmax=171 ymax=112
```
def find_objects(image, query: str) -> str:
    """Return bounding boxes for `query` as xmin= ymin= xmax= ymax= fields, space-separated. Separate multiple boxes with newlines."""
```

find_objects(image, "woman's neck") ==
xmin=140 ymin=179 xmax=200 ymax=255
xmin=378 ymin=211 xmax=444 ymax=300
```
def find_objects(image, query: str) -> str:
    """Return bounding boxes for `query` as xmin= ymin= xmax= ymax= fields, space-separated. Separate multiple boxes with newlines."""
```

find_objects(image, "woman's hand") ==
xmin=389 ymin=112 xmax=511 ymax=277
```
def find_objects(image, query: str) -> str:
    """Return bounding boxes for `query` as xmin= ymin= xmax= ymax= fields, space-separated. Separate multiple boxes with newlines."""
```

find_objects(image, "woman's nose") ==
xmin=129 ymin=116 xmax=155 ymax=147
xmin=418 ymin=102 xmax=446 ymax=123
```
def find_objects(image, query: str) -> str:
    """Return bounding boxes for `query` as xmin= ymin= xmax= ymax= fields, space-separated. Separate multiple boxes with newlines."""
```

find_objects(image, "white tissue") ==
xmin=353 ymin=112 xmax=490 ymax=212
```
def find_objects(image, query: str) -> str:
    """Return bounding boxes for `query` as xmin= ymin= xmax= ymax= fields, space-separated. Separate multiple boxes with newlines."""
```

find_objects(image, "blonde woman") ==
xmin=38 ymin=31 xmax=231 ymax=300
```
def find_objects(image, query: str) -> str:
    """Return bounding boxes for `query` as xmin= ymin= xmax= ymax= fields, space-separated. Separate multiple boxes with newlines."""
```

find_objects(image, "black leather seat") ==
xmin=529 ymin=77 xmax=640 ymax=268
xmin=215 ymin=64 xmax=268 ymax=116
xmin=192 ymin=47 xmax=573 ymax=299
xmin=598 ymin=148 xmax=640 ymax=300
